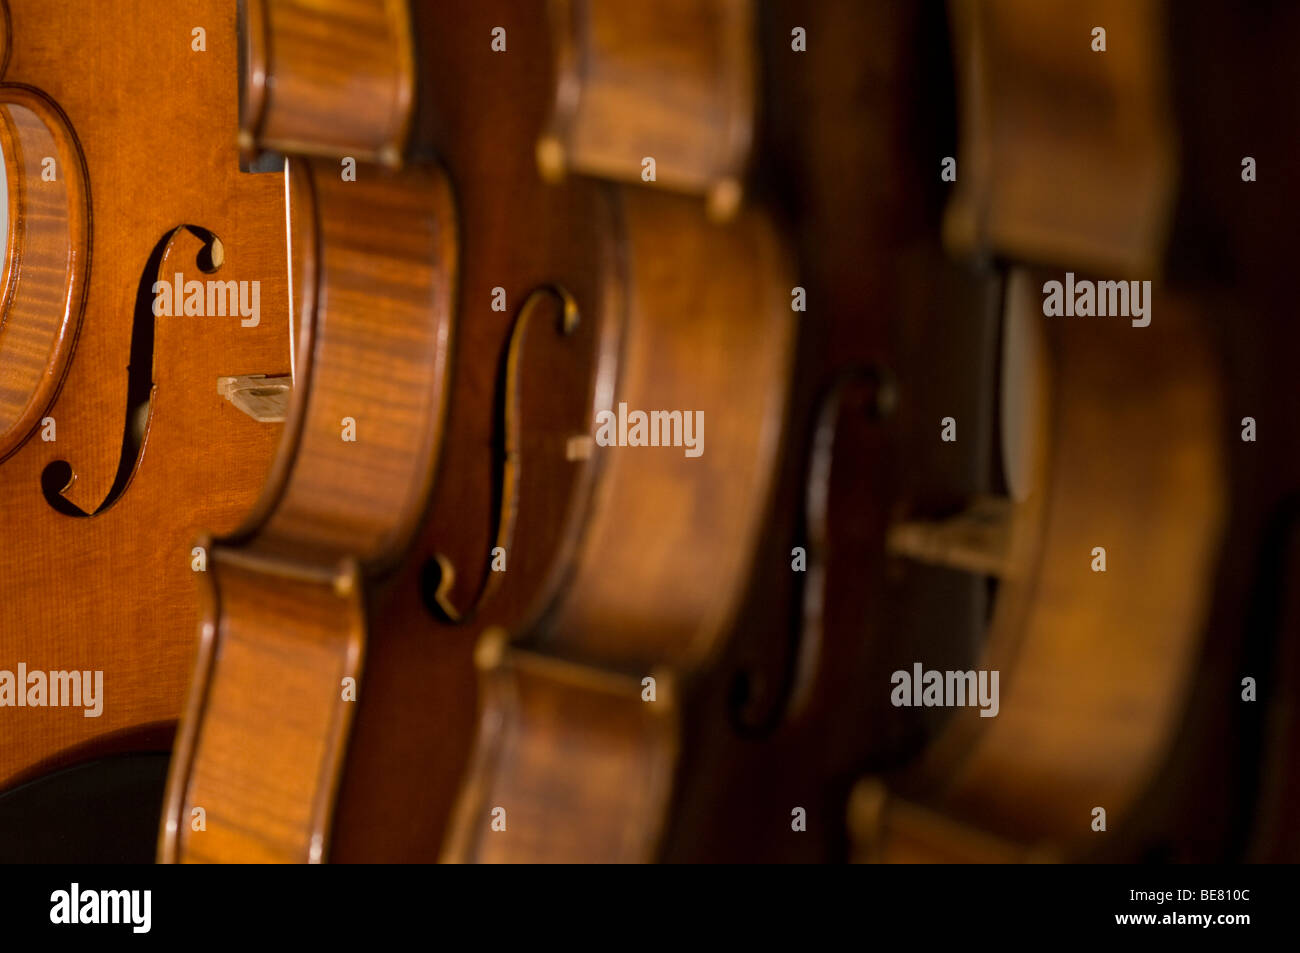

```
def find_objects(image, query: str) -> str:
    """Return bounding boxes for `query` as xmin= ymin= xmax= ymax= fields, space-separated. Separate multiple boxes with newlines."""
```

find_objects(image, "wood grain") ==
xmin=329 ymin=0 xmax=628 ymax=862
xmin=240 ymin=0 xmax=414 ymax=165
xmin=0 ymin=0 xmax=290 ymax=792
xmin=160 ymin=157 xmax=456 ymax=863
xmin=0 ymin=90 xmax=88 ymax=461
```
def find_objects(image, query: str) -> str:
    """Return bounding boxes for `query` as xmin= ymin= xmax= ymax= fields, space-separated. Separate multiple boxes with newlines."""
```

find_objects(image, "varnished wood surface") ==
xmin=654 ymin=0 xmax=974 ymax=863
xmin=443 ymin=189 xmax=797 ymax=862
xmin=0 ymin=0 xmax=289 ymax=790
xmin=0 ymin=89 xmax=88 ymax=460
xmin=330 ymin=0 xmax=628 ymax=862
xmin=850 ymin=0 xmax=1228 ymax=862
xmin=160 ymin=559 xmax=364 ymax=864
xmin=444 ymin=636 xmax=679 ymax=863
xmin=853 ymin=298 xmax=1226 ymax=861
xmin=531 ymin=190 xmax=794 ymax=671
xmin=943 ymin=0 xmax=1176 ymax=275
xmin=538 ymin=0 xmax=755 ymax=219
xmin=240 ymin=0 xmax=415 ymax=165
xmin=161 ymin=157 xmax=456 ymax=863
xmin=0 ymin=0 xmax=1290 ymax=866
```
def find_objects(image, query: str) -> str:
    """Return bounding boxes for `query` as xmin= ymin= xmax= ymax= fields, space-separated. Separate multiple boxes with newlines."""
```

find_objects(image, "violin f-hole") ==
xmin=424 ymin=284 xmax=584 ymax=624
xmin=41 ymin=225 xmax=223 ymax=517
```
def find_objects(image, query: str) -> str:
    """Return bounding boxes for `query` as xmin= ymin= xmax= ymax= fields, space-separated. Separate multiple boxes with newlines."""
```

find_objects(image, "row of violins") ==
xmin=0 ymin=0 xmax=1296 ymax=862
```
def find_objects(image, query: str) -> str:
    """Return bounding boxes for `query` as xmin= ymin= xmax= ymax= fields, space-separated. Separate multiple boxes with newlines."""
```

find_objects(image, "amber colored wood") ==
xmin=853 ymin=287 xmax=1226 ymax=860
xmin=0 ymin=2 xmax=9 ymax=77
xmin=163 ymin=0 xmax=632 ymax=865
xmin=538 ymin=0 xmax=755 ymax=220
xmin=849 ymin=0 xmax=1225 ymax=861
xmin=848 ymin=778 xmax=1049 ymax=863
xmin=377 ymin=0 xmax=786 ymax=865
xmin=534 ymin=192 xmax=793 ymax=670
xmin=444 ymin=631 xmax=679 ymax=863
xmin=160 ymin=157 xmax=456 ymax=863
xmin=240 ymin=0 xmax=414 ymax=166
xmin=160 ymin=557 xmax=365 ymax=864
xmin=0 ymin=90 xmax=88 ymax=460
xmin=328 ymin=0 xmax=631 ymax=862
xmin=0 ymin=0 xmax=290 ymax=791
xmin=943 ymin=0 xmax=1177 ymax=275
xmin=424 ymin=286 xmax=593 ymax=624
xmin=443 ymin=189 xmax=797 ymax=862
xmin=646 ymin=0 xmax=993 ymax=863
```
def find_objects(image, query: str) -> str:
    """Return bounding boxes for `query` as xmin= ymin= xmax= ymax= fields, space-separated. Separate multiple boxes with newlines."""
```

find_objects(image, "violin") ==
xmin=0 ymin=0 xmax=290 ymax=855
xmin=848 ymin=0 xmax=1232 ymax=862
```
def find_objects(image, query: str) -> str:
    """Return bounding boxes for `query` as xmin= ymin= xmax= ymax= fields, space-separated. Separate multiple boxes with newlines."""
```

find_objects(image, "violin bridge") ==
xmin=217 ymin=375 xmax=292 ymax=423
xmin=886 ymin=495 xmax=1013 ymax=578
xmin=565 ymin=434 xmax=593 ymax=461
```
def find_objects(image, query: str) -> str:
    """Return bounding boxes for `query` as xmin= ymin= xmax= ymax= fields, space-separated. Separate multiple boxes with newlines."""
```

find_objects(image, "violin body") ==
xmin=0 ymin=0 xmax=289 ymax=800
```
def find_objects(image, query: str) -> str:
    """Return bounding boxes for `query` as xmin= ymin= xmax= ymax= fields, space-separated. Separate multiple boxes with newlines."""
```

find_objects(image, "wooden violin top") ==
xmin=0 ymin=0 xmax=289 ymax=789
